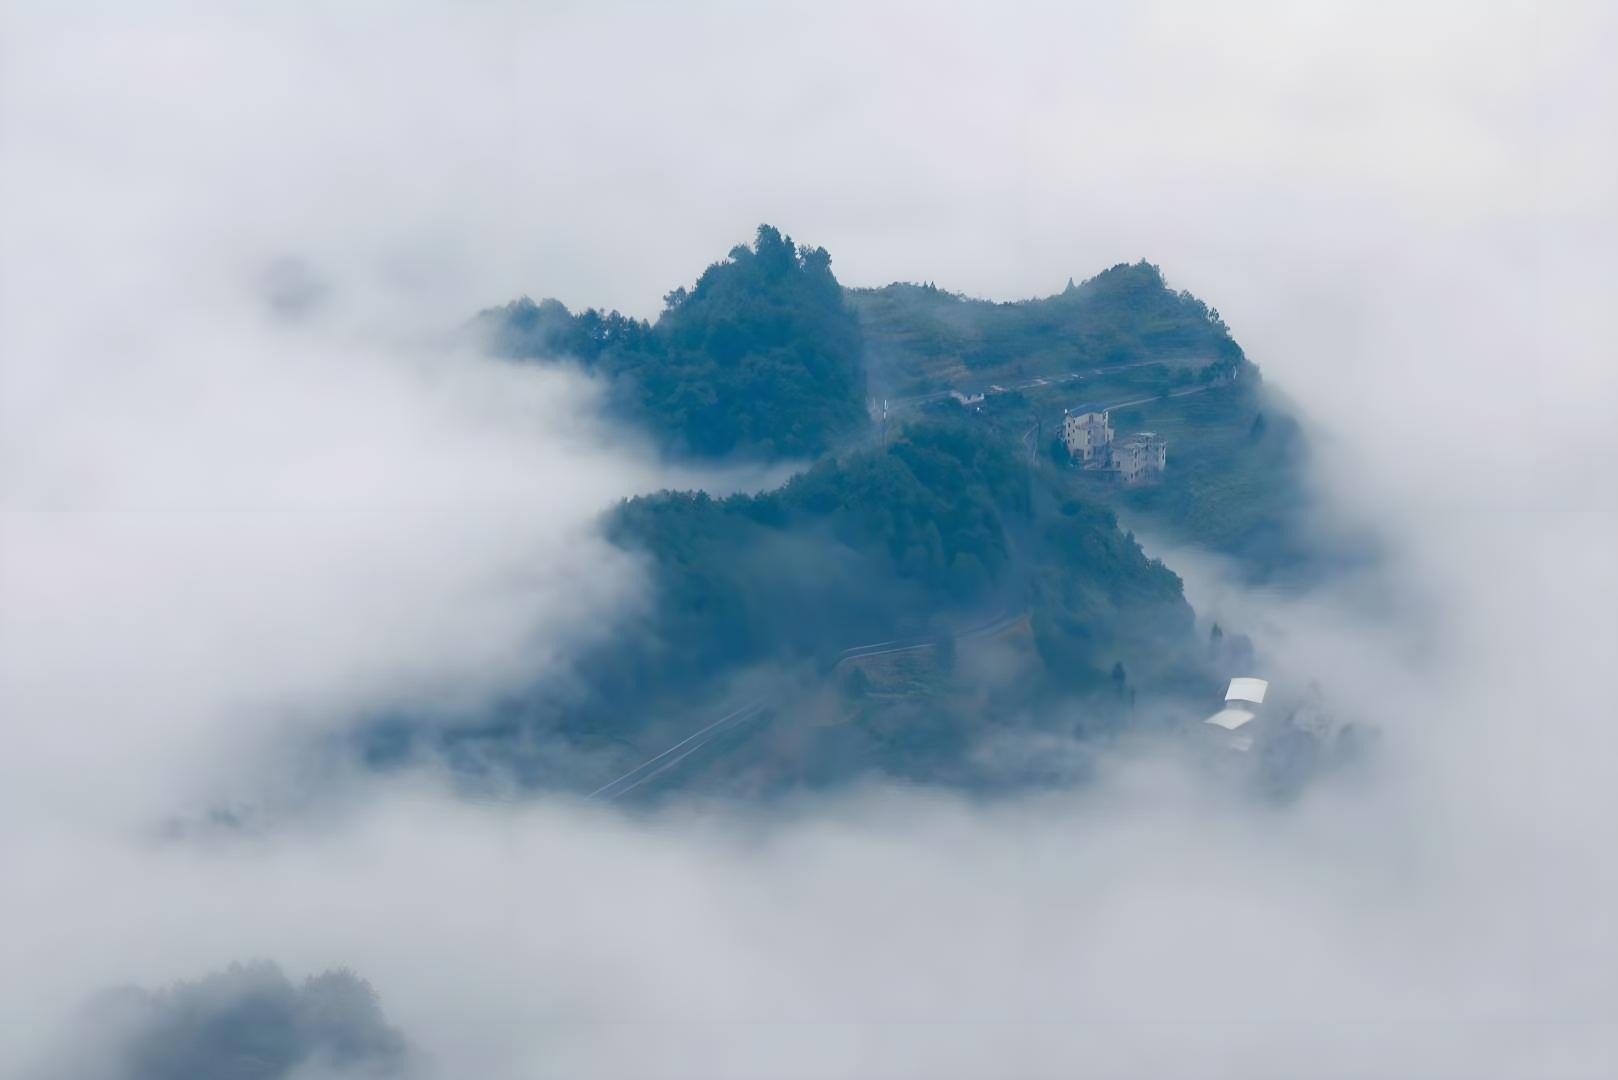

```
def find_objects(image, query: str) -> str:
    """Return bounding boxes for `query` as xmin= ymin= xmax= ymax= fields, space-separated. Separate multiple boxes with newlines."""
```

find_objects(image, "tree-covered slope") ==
xmin=850 ymin=261 xmax=1244 ymax=397
xmin=1097 ymin=383 xmax=1327 ymax=577
xmin=602 ymin=417 xmax=1197 ymax=703
xmin=429 ymin=233 xmax=1348 ymax=792
xmin=45 ymin=962 xmax=411 ymax=1080
xmin=571 ymin=420 xmax=1033 ymax=719
xmin=480 ymin=225 xmax=868 ymax=458
xmin=399 ymin=417 xmax=1207 ymax=794
xmin=853 ymin=259 xmax=1352 ymax=582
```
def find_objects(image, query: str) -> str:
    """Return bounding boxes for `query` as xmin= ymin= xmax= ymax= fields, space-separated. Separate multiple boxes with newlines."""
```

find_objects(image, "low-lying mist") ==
xmin=4 ymin=2 xmax=1616 ymax=1078
xmin=14 ymin=509 xmax=1614 ymax=1076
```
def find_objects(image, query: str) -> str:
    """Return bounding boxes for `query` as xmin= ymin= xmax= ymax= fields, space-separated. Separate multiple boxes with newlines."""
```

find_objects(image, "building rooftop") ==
xmin=1064 ymin=403 xmax=1108 ymax=417
xmin=1204 ymin=706 xmax=1257 ymax=731
xmin=1225 ymin=677 xmax=1269 ymax=705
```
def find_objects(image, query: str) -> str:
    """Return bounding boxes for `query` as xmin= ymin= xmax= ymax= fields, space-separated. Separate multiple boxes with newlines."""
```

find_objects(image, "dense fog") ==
xmin=3 ymin=3 xmax=1614 ymax=1077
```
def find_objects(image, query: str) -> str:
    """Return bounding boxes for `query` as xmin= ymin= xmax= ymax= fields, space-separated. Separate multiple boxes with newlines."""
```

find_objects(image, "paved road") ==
xmin=883 ymin=356 xmax=1197 ymax=415
xmin=586 ymin=700 xmax=769 ymax=802
xmin=1102 ymin=382 xmax=1220 ymax=412
xmin=834 ymin=609 xmax=1023 ymax=663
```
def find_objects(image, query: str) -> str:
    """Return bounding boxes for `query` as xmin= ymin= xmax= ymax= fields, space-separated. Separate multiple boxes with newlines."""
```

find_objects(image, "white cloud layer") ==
xmin=2 ymin=2 xmax=1616 ymax=1078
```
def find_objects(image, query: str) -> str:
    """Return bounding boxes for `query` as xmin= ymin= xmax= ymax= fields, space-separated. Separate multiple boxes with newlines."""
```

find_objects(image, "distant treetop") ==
xmin=478 ymin=224 xmax=867 ymax=459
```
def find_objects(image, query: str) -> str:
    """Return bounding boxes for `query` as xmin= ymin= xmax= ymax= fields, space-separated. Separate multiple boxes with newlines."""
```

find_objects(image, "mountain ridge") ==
xmin=426 ymin=226 xmax=1348 ymax=795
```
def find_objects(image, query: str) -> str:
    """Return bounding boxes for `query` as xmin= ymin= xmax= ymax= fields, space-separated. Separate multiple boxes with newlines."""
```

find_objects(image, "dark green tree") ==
xmin=479 ymin=225 xmax=868 ymax=458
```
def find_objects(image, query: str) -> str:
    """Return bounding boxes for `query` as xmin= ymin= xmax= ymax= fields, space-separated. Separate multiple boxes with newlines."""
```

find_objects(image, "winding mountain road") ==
xmin=884 ymin=356 xmax=1196 ymax=415
xmin=585 ymin=610 xmax=1023 ymax=802
xmin=586 ymin=700 xmax=770 ymax=802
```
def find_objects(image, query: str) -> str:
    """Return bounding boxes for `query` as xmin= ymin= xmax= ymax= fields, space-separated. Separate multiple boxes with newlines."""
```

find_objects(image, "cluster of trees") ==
xmin=1028 ymin=501 xmax=1197 ymax=695
xmin=443 ymin=413 xmax=1200 ymax=758
xmin=372 ymin=412 xmax=1219 ymax=790
xmin=765 ymin=420 xmax=1029 ymax=592
xmin=480 ymin=225 xmax=868 ymax=458
xmin=574 ymin=419 xmax=1029 ymax=716
xmin=1108 ymin=384 xmax=1340 ymax=581
xmin=44 ymin=962 xmax=411 ymax=1080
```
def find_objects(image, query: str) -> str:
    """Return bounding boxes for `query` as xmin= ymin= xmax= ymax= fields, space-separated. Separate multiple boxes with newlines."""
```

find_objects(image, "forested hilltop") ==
xmin=431 ymin=228 xmax=1343 ymax=796
xmin=851 ymin=263 xmax=1244 ymax=400
xmin=478 ymin=225 xmax=867 ymax=458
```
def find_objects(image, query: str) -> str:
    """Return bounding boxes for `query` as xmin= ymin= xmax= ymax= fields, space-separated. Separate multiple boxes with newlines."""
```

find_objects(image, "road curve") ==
xmin=586 ymin=610 xmax=1025 ymax=801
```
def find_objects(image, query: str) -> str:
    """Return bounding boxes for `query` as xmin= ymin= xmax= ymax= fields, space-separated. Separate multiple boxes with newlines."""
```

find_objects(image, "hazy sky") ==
xmin=2 ymin=2 xmax=1616 ymax=1078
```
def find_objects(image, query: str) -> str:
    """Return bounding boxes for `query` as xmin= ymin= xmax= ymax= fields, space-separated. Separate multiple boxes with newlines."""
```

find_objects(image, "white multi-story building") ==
xmin=1062 ymin=406 xmax=1113 ymax=462
xmin=1112 ymin=431 xmax=1167 ymax=484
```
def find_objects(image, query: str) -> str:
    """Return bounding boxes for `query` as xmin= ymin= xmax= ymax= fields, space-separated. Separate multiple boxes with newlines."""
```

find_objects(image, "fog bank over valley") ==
xmin=2 ymin=3 xmax=1614 ymax=1077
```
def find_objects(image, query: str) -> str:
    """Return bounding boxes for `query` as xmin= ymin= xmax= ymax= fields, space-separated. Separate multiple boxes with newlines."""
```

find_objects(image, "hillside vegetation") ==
xmin=480 ymin=225 xmax=867 ymax=458
xmin=429 ymin=227 xmax=1334 ymax=793
xmin=851 ymin=262 xmax=1244 ymax=397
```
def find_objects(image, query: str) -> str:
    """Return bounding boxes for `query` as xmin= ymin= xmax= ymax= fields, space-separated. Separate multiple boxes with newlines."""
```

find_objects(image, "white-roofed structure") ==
xmin=1203 ymin=676 xmax=1271 ymax=751
xmin=1205 ymin=707 xmax=1257 ymax=731
xmin=1225 ymin=677 xmax=1269 ymax=706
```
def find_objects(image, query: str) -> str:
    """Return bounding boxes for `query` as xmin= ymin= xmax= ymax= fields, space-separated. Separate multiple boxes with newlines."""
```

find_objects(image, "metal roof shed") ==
xmin=1204 ymin=707 xmax=1257 ymax=731
xmin=1225 ymin=677 xmax=1269 ymax=706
